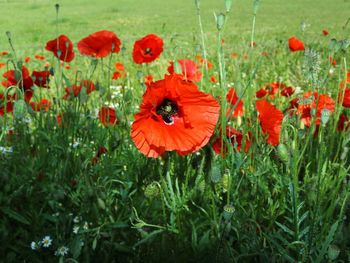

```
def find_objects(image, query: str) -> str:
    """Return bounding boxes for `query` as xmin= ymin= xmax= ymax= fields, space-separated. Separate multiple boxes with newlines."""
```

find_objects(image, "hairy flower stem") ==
xmin=250 ymin=0 xmax=260 ymax=48
xmin=195 ymin=0 xmax=209 ymax=76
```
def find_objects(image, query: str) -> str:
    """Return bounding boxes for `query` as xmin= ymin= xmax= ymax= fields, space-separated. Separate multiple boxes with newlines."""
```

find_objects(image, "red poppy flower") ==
xmin=294 ymin=92 xmax=335 ymax=126
xmin=63 ymin=80 xmax=95 ymax=99
xmin=0 ymin=93 xmax=14 ymax=117
xmin=112 ymin=71 xmax=122 ymax=80
xmin=24 ymin=56 xmax=31 ymax=63
xmin=256 ymin=82 xmax=290 ymax=98
xmin=167 ymin=59 xmax=202 ymax=82
xmin=288 ymin=37 xmax=305 ymax=52
xmin=115 ymin=62 xmax=125 ymax=72
xmin=45 ymin=34 xmax=75 ymax=62
xmin=337 ymin=114 xmax=349 ymax=132
xmin=330 ymin=56 xmax=336 ymax=66
xmin=0 ymin=51 xmax=9 ymax=56
xmin=0 ymin=62 xmax=5 ymax=68
xmin=322 ymin=29 xmax=329 ymax=36
xmin=256 ymin=88 xmax=268 ymax=98
xmin=256 ymin=99 xmax=284 ymax=146
xmin=144 ymin=74 xmax=153 ymax=85
xmin=339 ymin=88 xmax=350 ymax=108
xmin=78 ymin=30 xmax=121 ymax=58
xmin=32 ymin=70 xmax=50 ymax=88
xmin=56 ymin=113 xmax=63 ymax=125
xmin=2 ymin=66 xmax=33 ymax=90
xmin=34 ymin=54 xmax=45 ymax=60
xmin=80 ymin=80 xmax=95 ymax=94
xmin=97 ymin=146 xmax=108 ymax=157
xmin=30 ymin=98 xmax=51 ymax=112
xmin=131 ymin=74 xmax=220 ymax=158
xmin=226 ymin=87 xmax=244 ymax=118
xmin=210 ymin=75 xmax=217 ymax=83
xmin=99 ymin=106 xmax=117 ymax=126
xmin=281 ymin=86 xmax=295 ymax=97
xmin=231 ymin=52 xmax=239 ymax=59
xmin=63 ymin=85 xmax=81 ymax=100
xmin=132 ymin=34 xmax=164 ymax=64
xmin=212 ymin=126 xmax=251 ymax=155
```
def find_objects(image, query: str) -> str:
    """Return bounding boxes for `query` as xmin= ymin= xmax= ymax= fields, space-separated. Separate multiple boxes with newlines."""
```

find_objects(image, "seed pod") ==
xmin=210 ymin=166 xmax=221 ymax=183
xmin=223 ymin=204 xmax=235 ymax=221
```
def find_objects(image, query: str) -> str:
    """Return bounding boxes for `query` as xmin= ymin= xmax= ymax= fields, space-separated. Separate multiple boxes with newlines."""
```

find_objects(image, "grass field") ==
xmin=0 ymin=0 xmax=349 ymax=50
xmin=1 ymin=0 xmax=350 ymax=262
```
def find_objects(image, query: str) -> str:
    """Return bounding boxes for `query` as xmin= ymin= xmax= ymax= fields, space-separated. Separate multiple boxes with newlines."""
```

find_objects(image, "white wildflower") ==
xmin=73 ymin=225 xmax=79 ymax=234
xmin=55 ymin=246 xmax=69 ymax=256
xmin=30 ymin=241 xmax=39 ymax=250
xmin=41 ymin=236 xmax=52 ymax=248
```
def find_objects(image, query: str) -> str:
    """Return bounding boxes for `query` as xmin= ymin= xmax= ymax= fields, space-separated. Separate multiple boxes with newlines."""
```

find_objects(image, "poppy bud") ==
xmin=13 ymin=100 xmax=27 ymax=119
xmin=215 ymin=13 xmax=226 ymax=31
xmin=225 ymin=0 xmax=233 ymax=12
xmin=277 ymin=144 xmax=289 ymax=163
xmin=210 ymin=166 xmax=221 ymax=183
xmin=144 ymin=182 xmax=160 ymax=199
xmin=97 ymin=198 xmax=106 ymax=210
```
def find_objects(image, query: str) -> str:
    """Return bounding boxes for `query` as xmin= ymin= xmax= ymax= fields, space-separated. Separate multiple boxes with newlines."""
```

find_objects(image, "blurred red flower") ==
xmin=131 ymin=74 xmax=220 ymax=158
xmin=288 ymin=37 xmax=305 ymax=52
xmin=63 ymin=80 xmax=95 ymax=100
xmin=2 ymin=66 xmax=33 ymax=102
xmin=34 ymin=54 xmax=45 ymax=60
xmin=167 ymin=59 xmax=202 ymax=82
xmin=99 ymin=106 xmax=117 ymax=126
xmin=132 ymin=34 xmax=164 ymax=64
xmin=32 ymin=70 xmax=50 ymax=88
xmin=24 ymin=56 xmax=31 ymax=63
xmin=78 ymin=30 xmax=121 ymax=58
xmin=212 ymin=126 xmax=251 ymax=155
xmin=210 ymin=75 xmax=217 ymax=83
xmin=256 ymin=99 xmax=284 ymax=146
xmin=256 ymin=82 xmax=294 ymax=98
xmin=226 ymin=87 xmax=244 ymax=118
xmin=292 ymin=92 xmax=335 ymax=126
xmin=339 ymin=88 xmax=350 ymax=108
xmin=45 ymin=34 xmax=75 ymax=62
xmin=115 ymin=62 xmax=125 ymax=72
xmin=281 ymin=86 xmax=295 ymax=97
xmin=322 ymin=29 xmax=329 ymax=36
xmin=0 ymin=62 xmax=5 ymax=68
xmin=337 ymin=114 xmax=349 ymax=132
xmin=0 ymin=93 xmax=14 ymax=117
xmin=30 ymin=98 xmax=51 ymax=112
xmin=144 ymin=74 xmax=153 ymax=85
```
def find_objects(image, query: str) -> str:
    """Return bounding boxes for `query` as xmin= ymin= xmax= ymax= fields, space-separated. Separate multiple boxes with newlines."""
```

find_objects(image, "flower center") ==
xmin=144 ymin=47 xmax=152 ymax=55
xmin=156 ymin=99 xmax=178 ymax=125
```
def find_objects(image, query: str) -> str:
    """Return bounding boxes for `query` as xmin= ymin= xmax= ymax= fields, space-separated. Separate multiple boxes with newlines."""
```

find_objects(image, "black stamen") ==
xmin=156 ymin=99 xmax=178 ymax=124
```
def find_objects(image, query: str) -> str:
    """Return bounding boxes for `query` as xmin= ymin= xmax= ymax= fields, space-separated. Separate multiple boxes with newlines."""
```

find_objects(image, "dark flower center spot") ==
xmin=156 ymin=99 xmax=178 ymax=124
xmin=144 ymin=48 xmax=152 ymax=55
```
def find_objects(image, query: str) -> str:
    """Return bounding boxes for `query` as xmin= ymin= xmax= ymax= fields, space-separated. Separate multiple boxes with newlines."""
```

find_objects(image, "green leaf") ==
xmin=69 ymin=236 xmax=83 ymax=259
xmin=1 ymin=207 xmax=30 ymax=225
xmin=315 ymin=221 xmax=339 ymax=263
xmin=328 ymin=244 xmax=340 ymax=260
xmin=133 ymin=229 xmax=164 ymax=248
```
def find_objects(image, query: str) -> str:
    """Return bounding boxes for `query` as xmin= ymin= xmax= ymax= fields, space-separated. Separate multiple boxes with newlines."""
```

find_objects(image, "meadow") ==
xmin=0 ymin=0 xmax=350 ymax=262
